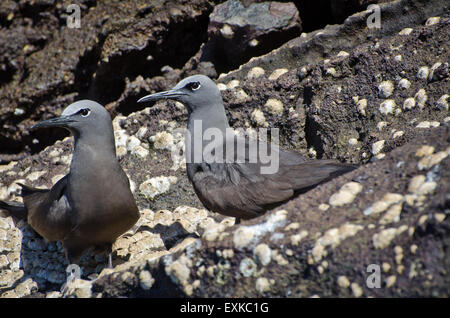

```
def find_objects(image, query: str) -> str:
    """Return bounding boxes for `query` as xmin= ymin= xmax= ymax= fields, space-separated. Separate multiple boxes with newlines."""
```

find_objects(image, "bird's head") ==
xmin=32 ymin=100 xmax=113 ymax=139
xmin=137 ymin=74 xmax=223 ymax=113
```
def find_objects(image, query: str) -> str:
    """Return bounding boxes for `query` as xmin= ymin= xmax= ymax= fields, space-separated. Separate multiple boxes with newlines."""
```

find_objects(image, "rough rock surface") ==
xmin=0 ymin=0 xmax=449 ymax=298
xmin=0 ymin=0 xmax=402 ymax=161
xmin=204 ymin=0 xmax=302 ymax=73
xmin=0 ymin=0 xmax=218 ymax=160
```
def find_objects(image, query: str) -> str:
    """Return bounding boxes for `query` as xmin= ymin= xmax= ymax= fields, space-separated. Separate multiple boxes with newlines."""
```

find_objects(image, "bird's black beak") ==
xmin=32 ymin=115 xmax=76 ymax=130
xmin=137 ymin=89 xmax=185 ymax=103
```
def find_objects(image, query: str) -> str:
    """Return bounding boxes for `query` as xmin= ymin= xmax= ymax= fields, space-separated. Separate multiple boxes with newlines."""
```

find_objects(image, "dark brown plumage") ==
xmin=0 ymin=100 xmax=140 ymax=266
xmin=138 ymin=75 xmax=357 ymax=222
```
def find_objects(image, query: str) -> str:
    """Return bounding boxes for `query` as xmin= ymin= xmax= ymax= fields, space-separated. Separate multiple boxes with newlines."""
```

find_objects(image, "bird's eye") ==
xmin=186 ymin=81 xmax=201 ymax=91
xmin=79 ymin=108 xmax=91 ymax=117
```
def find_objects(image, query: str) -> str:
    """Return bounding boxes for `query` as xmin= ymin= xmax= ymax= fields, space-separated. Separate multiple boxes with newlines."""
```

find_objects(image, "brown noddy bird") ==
xmin=0 ymin=100 xmax=140 ymax=267
xmin=138 ymin=75 xmax=357 ymax=223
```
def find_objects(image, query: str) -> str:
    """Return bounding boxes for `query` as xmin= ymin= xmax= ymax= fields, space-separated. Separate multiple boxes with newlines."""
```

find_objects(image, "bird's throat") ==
xmin=187 ymin=105 xmax=229 ymax=136
xmin=186 ymin=105 xmax=230 ymax=165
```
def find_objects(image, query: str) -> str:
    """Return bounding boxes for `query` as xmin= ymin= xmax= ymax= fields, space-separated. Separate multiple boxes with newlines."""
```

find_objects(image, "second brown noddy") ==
xmin=138 ymin=75 xmax=357 ymax=223
xmin=0 ymin=100 xmax=140 ymax=267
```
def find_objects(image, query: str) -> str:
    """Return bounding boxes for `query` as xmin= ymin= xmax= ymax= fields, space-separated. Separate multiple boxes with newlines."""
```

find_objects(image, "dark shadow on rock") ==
xmin=137 ymin=261 xmax=186 ymax=297
xmin=143 ymin=222 xmax=199 ymax=250
xmin=305 ymin=113 xmax=325 ymax=159
xmin=84 ymin=15 xmax=210 ymax=108
xmin=92 ymin=258 xmax=186 ymax=298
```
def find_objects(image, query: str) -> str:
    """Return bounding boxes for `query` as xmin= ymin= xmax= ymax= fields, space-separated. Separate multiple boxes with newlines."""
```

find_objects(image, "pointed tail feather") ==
xmin=289 ymin=161 xmax=359 ymax=194
xmin=329 ymin=163 xmax=358 ymax=178
xmin=17 ymin=183 xmax=48 ymax=196
xmin=314 ymin=162 xmax=358 ymax=183
xmin=0 ymin=200 xmax=27 ymax=219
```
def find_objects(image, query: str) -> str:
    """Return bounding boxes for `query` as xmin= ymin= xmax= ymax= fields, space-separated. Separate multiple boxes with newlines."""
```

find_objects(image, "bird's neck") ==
xmin=187 ymin=104 xmax=230 ymax=135
xmin=71 ymin=133 xmax=118 ymax=172
xmin=186 ymin=104 xmax=230 ymax=164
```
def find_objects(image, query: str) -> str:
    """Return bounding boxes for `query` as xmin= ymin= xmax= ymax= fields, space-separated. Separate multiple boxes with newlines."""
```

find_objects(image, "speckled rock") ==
xmin=247 ymin=67 xmax=265 ymax=80
xmin=64 ymin=125 xmax=447 ymax=298
xmin=264 ymin=98 xmax=284 ymax=115
xmin=139 ymin=176 xmax=178 ymax=200
xmin=329 ymin=182 xmax=363 ymax=207
xmin=378 ymin=81 xmax=394 ymax=98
